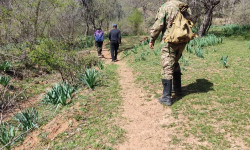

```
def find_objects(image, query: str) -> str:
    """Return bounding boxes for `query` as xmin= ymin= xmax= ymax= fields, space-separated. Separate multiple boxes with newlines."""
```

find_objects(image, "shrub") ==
xmin=75 ymin=36 xmax=94 ymax=50
xmin=42 ymin=82 xmax=76 ymax=106
xmin=82 ymin=54 xmax=99 ymax=68
xmin=28 ymin=38 xmax=64 ymax=70
xmin=0 ymin=75 xmax=10 ymax=87
xmin=128 ymin=9 xmax=143 ymax=35
xmin=14 ymin=108 xmax=38 ymax=131
xmin=80 ymin=68 xmax=99 ymax=90
xmin=0 ymin=123 xmax=17 ymax=150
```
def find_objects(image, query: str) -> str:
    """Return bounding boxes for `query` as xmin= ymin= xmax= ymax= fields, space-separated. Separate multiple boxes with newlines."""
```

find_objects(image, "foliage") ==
xmin=195 ymin=47 xmax=204 ymax=58
xmin=82 ymin=54 xmax=99 ymax=68
xmin=74 ymin=36 xmax=95 ymax=50
xmin=128 ymin=9 xmax=143 ymax=35
xmin=80 ymin=68 xmax=99 ymax=90
xmin=221 ymin=55 xmax=228 ymax=68
xmin=186 ymin=34 xmax=223 ymax=58
xmin=97 ymin=60 xmax=105 ymax=70
xmin=222 ymin=24 xmax=250 ymax=37
xmin=0 ymin=123 xmax=17 ymax=150
xmin=0 ymin=75 xmax=10 ymax=87
xmin=131 ymin=45 xmax=138 ymax=54
xmin=0 ymin=62 xmax=11 ymax=72
xmin=14 ymin=108 xmax=39 ymax=131
xmin=28 ymin=38 xmax=64 ymax=70
xmin=42 ymin=82 xmax=76 ymax=106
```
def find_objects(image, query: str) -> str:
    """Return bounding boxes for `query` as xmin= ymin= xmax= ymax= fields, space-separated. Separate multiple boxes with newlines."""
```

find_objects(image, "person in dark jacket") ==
xmin=109 ymin=24 xmax=121 ymax=62
xmin=94 ymin=27 xmax=104 ymax=57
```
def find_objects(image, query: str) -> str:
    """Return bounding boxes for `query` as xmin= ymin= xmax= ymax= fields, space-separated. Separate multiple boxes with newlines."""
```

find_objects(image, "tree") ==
xmin=198 ymin=0 xmax=220 ymax=37
xmin=128 ymin=9 xmax=143 ymax=35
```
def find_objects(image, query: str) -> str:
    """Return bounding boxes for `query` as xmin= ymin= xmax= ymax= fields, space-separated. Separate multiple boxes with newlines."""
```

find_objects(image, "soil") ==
xmin=101 ymin=46 xmax=177 ymax=150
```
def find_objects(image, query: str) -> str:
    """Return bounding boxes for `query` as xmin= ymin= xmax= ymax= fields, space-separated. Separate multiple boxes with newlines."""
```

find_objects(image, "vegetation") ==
xmin=80 ymin=68 xmax=100 ymax=90
xmin=221 ymin=55 xmax=229 ymax=67
xmin=42 ymin=83 xmax=76 ymax=106
xmin=0 ymin=75 xmax=10 ymax=87
xmin=127 ymin=9 xmax=143 ymax=35
xmin=38 ymin=64 xmax=124 ymax=149
xmin=222 ymin=24 xmax=250 ymax=37
xmin=0 ymin=123 xmax=17 ymax=150
xmin=0 ymin=0 xmax=249 ymax=149
xmin=0 ymin=61 xmax=11 ymax=72
xmin=14 ymin=108 xmax=39 ymax=131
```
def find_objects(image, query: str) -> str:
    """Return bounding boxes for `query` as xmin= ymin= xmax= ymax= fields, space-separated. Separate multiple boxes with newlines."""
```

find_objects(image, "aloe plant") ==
xmin=42 ymin=82 xmax=76 ymax=105
xmin=0 ymin=75 xmax=10 ymax=87
xmin=14 ymin=108 xmax=39 ymax=131
xmin=195 ymin=47 xmax=204 ymax=58
xmin=221 ymin=55 xmax=228 ymax=67
xmin=0 ymin=123 xmax=17 ymax=150
xmin=123 ymin=50 xmax=130 ymax=57
xmin=80 ymin=68 xmax=99 ymax=90
xmin=0 ymin=61 xmax=11 ymax=72
xmin=131 ymin=45 xmax=138 ymax=54
xmin=97 ymin=60 xmax=105 ymax=70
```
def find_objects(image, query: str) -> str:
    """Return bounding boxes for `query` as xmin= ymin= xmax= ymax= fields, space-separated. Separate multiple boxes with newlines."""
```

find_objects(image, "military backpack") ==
xmin=165 ymin=5 xmax=197 ymax=44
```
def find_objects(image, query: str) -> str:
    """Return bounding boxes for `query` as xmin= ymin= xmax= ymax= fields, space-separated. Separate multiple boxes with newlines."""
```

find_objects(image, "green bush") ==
xmin=128 ymin=9 xmax=143 ymax=35
xmin=80 ymin=68 xmax=99 ymax=90
xmin=42 ymin=82 xmax=76 ymax=106
xmin=75 ymin=36 xmax=94 ymax=50
xmin=28 ymin=38 xmax=64 ymax=70
xmin=0 ymin=61 xmax=11 ymax=72
xmin=14 ymin=108 xmax=38 ymax=131
xmin=0 ymin=75 xmax=10 ymax=87
xmin=0 ymin=123 xmax=17 ymax=150
xmin=82 ymin=54 xmax=99 ymax=68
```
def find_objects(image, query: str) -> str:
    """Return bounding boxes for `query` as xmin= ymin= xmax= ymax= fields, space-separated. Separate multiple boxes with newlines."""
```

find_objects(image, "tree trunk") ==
xmin=85 ymin=22 xmax=89 ymax=36
xmin=196 ymin=0 xmax=220 ymax=36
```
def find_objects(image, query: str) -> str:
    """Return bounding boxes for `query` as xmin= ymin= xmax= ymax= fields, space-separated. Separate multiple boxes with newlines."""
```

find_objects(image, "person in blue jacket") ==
xmin=94 ymin=27 xmax=104 ymax=58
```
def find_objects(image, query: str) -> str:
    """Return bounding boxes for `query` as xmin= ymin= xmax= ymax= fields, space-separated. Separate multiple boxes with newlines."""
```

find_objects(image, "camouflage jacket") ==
xmin=150 ymin=0 xmax=191 ymax=43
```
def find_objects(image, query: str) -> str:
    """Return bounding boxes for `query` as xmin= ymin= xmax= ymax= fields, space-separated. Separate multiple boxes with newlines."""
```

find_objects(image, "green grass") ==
xmin=123 ymin=36 xmax=250 ymax=149
xmin=41 ymin=64 xmax=124 ymax=149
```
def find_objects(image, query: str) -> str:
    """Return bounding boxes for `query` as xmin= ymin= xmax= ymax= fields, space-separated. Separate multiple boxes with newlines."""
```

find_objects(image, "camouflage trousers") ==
xmin=161 ymin=42 xmax=186 ymax=80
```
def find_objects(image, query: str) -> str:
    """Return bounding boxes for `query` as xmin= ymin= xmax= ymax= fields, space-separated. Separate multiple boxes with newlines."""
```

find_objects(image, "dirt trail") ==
xmin=102 ymin=47 xmax=176 ymax=150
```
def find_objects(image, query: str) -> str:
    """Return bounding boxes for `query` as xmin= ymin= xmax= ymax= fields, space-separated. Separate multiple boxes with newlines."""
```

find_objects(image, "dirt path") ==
xmin=102 ymin=47 xmax=177 ymax=150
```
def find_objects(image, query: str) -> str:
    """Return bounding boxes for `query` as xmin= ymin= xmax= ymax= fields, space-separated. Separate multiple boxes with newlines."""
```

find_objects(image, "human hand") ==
xmin=149 ymin=42 xmax=154 ymax=49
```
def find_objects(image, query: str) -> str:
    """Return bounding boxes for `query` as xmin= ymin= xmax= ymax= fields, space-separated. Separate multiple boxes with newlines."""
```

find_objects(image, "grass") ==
xmin=123 ymin=35 xmax=250 ymax=149
xmin=38 ymin=64 xmax=124 ymax=149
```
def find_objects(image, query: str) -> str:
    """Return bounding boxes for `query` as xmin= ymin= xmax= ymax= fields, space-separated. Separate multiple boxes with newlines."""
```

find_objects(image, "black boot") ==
xmin=173 ymin=72 xmax=182 ymax=95
xmin=158 ymin=79 xmax=172 ymax=106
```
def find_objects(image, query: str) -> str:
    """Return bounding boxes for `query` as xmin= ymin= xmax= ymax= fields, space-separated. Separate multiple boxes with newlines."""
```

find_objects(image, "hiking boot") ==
xmin=173 ymin=72 xmax=182 ymax=95
xmin=158 ymin=79 xmax=172 ymax=106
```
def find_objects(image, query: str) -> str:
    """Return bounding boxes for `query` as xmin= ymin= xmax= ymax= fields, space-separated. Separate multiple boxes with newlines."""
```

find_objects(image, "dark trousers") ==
xmin=95 ymin=41 xmax=103 ymax=56
xmin=110 ymin=41 xmax=119 ymax=61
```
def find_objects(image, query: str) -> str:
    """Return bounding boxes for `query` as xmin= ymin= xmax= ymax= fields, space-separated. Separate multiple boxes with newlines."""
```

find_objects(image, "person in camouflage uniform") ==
xmin=149 ymin=0 xmax=192 ymax=106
